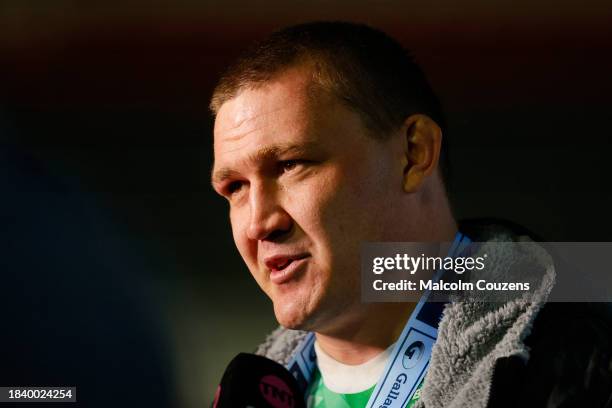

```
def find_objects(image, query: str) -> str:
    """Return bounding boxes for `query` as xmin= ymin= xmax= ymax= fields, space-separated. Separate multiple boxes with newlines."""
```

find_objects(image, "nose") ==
xmin=246 ymin=181 xmax=292 ymax=241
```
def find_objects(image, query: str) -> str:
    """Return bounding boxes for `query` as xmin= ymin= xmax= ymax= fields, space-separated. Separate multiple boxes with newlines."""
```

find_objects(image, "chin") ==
xmin=273 ymin=300 xmax=315 ymax=330
xmin=274 ymin=306 xmax=306 ymax=329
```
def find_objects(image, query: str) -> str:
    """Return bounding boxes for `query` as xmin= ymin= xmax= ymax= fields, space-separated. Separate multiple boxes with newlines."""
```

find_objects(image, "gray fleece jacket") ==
xmin=255 ymin=231 xmax=556 ymax=408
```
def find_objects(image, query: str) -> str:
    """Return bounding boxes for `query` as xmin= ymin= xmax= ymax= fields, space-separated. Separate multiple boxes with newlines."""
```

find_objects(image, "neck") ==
xmin=315 ymin=302 xmax=415 ymax=365
xmin=315 ymin=222 xmax=458 ymax=365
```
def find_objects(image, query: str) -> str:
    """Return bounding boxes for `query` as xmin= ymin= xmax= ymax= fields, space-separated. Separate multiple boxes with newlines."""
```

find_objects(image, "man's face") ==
xmin=212 ymin=67 xmax=410 ymax=331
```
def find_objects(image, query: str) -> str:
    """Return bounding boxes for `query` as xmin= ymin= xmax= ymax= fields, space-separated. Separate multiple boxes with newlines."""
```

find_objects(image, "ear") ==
xmin=401 ymin=114 xmax=443 ymax=193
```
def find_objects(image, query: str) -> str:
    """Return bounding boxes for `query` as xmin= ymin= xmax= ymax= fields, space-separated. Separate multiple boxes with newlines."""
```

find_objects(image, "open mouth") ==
xmin=265 ymin=254 xmax=310 ymax=285
xmin=265 ymin=254 xmax=308 ymax=273
xmin=265 ymin=254 xmax=309 ymax=273
xmin=271 ymin=259 xmax=293 ymax=271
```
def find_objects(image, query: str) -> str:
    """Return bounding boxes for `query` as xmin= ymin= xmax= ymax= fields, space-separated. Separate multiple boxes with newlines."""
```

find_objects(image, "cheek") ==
xmin=307 ymin=170 xmax=365 ymax=231
xmin=291 ymin=171 xmax=356 ymax=265
xmin=287 ymin=176 xmax=333 ymax=240
xmin=308 ymin=165 xmax=393 ymax=256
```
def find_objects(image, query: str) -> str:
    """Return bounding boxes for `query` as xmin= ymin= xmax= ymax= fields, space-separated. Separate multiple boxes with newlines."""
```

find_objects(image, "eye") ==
xmin=280 ymin=159 xmax=306 ymax=173
xmin=226 ymin=181 xmax=244 ymax=195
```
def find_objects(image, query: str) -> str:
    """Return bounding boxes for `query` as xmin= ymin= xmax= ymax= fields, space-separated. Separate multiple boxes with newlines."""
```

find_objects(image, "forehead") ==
xmin=214 ymin=67 xmax=317 ymax=136
xmin=212 ymin=68 xmax=336 ymax=168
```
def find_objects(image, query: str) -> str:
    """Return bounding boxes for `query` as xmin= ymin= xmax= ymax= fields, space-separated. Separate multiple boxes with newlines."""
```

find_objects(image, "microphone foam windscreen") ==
xmin=213 ymin=353 xmax=306 ymax=408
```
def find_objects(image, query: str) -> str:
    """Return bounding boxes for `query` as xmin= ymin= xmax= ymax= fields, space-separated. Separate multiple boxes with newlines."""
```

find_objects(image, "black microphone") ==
xmin=213 ymin=353 xmax=306 ymax=408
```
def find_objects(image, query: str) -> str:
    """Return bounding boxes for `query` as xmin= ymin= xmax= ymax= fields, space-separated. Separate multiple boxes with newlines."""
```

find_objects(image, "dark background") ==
xmin=1 ymin=1 xmax=611 ymax=407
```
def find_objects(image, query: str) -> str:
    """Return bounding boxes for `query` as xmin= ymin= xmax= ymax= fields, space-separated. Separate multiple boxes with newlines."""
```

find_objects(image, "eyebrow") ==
xmin=211 ymin=142 xmax=318 ymax=186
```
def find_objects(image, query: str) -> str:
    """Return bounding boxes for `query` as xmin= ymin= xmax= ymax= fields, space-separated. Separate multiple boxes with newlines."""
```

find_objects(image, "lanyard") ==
xmin=286 ymin=232 xmax=471 ymax=407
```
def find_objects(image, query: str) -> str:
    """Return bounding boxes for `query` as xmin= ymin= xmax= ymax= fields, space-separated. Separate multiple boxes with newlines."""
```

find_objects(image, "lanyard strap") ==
xmin=286 ymin=232 xmax=471 ymax=406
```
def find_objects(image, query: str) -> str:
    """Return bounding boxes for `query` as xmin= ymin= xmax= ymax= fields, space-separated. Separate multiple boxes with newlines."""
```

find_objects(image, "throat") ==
xmin=314 ymin=302 xmax=416 ymax=365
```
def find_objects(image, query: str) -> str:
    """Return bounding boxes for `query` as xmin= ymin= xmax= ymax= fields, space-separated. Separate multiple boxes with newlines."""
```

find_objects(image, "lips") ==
xmin=264 ymin=253 xmax=309 ymax=271
xmin=264 ymin=253 xmax=310 ymax=284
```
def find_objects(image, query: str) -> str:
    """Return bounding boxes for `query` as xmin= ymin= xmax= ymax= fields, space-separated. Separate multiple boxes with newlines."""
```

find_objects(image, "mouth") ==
xmin=264 ymin=253 xmax=310 ymax=284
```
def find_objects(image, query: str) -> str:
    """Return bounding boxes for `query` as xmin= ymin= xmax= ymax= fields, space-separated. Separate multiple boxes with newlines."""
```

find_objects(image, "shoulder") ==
xmin=489 ymin=302 xmax=612 ymax=407
xmin=457 ymin=219 xmax=612 ymax=406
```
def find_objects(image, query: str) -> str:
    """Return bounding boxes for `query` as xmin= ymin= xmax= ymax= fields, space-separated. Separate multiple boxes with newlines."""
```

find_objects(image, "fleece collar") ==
xmin=255 ymin=233 xmax=555 ymax=408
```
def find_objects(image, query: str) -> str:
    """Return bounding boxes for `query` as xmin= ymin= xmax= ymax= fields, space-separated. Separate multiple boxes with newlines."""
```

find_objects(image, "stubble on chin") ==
xmin=274 ymin=290 xmax=357 ymax=334
xmin=272 ymin=286 xmax=322 ymax=330
xmin=271 ymin=295 xmax=307 ymax=330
